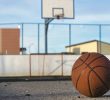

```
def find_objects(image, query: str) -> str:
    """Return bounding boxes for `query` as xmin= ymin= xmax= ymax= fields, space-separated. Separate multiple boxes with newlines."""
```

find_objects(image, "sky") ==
xmin=0 ymin=0 xmax=110 ymax=53
xmin=0 ymin=0 xmax=110 ymax=23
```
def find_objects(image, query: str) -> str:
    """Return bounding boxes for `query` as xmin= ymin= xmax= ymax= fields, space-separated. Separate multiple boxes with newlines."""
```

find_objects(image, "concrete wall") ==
xmin=62 ymin=55 xmax=79 ymax=76
xmin=0 ymin=54 xmax=109 ymax=77
xmin=31 ymin=55 xmax=63 ymax=76
xmin=0 ymin=55 xmax=30 ymax=77
xmin=30 ymin=55 xmax=80 ymax=76
xmin=0 ymin=30 xmax=2 ymax=53
xmin=0 ymin=55 xmax=77 ymax=77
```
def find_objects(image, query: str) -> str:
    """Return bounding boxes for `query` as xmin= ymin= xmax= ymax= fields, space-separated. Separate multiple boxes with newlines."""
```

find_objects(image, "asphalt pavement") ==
xmin=0 ymin=80 xmax=110 ymax=100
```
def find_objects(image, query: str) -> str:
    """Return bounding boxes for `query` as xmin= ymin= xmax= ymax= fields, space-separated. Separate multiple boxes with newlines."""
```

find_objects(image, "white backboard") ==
xmin=42 ymin=0 xmax=74 ymax=19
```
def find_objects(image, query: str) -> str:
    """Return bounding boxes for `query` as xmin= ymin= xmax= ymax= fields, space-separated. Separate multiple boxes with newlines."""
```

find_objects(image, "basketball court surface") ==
xmin=0 ymin=80 xmax=110 ymax=100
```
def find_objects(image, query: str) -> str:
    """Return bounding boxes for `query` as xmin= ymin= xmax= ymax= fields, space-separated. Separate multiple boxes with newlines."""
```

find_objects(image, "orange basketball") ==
xmin=71 ymin=53 xmax=110 ymax=97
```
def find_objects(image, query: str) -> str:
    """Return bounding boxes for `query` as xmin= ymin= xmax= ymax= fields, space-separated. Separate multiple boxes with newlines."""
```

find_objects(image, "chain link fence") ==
xmin=0 ymin=23 xmax=110 ymax=55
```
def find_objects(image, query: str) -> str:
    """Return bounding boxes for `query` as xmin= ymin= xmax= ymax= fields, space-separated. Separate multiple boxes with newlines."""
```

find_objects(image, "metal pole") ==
xmin=69 ymin=24 xmax=71 ymax=52
xmin=61 ymin=54 xmax=64 ymax=76
xmin=99 ymin=25 xmax=102 ymax=53
xmin=44 ymin=18 xmax=54 ymax=54
xmin=45 ymin=21 xmax=49 ymax=54
xmin=29 ymin=54 xmax=31 ymax=77
xmin=38 ymin=24 xmax=40 ymax=54
xmin=21 ymin=24 xmax=24 ymax=55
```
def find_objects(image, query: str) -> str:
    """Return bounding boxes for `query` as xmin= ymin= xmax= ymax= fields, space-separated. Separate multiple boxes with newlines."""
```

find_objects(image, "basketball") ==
xmin=71 ymin=53 xmax=110 ymax=97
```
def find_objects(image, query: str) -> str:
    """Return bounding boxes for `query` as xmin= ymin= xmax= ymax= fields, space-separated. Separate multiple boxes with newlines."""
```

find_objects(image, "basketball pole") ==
xmin=45 ymin=18 xmax=54 ymax=54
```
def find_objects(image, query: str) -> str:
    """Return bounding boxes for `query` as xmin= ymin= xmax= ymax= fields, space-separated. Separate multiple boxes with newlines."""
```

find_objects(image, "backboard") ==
xmin=42 ymin=0 xmax=74 ymax=19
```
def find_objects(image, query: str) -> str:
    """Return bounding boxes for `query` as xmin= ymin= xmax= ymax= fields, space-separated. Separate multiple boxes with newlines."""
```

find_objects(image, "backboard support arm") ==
xmin=45 ymin=18 xmax=54 ymax=54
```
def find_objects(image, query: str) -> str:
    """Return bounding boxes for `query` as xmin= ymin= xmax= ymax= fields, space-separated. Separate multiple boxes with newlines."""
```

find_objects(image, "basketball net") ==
xmin=54 ymin=14 xmax=64 ymax=20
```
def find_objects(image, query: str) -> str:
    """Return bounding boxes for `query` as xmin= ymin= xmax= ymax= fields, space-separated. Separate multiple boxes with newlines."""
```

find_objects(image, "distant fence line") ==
xmin=0 ymin=23 xmax=110 ymax=54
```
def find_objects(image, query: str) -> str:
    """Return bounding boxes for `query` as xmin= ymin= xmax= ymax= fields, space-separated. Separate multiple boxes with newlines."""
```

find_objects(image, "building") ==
xmin=66 ymin=40 xmax=110 ymax=55
xmin=0 ymin=28 xmax=20 ymax=55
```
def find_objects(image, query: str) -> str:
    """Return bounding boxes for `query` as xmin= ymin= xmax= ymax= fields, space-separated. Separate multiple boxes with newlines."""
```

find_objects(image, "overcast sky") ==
xmin=0 ymin=0 xmax=110 ymax=23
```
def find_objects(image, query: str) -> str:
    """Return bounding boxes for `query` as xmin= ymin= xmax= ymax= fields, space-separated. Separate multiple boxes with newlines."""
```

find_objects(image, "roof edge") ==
xmin=66 ymin=40 xmax=110 ymax=48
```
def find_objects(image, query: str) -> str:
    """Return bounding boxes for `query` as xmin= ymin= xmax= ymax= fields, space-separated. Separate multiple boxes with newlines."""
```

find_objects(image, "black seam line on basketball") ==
xmin=92 ymin=66 xmax=110 ymax=88
xmin=75 ymin=54 xmax=90 ymax=89
xmin=74 ymin=55 xmax=104 ymax=90
xmin=72 ymin=54 xmax=103 ymax=71
xmin=75 ymin=66 xmax=88 ymax=89
xmin=75 ymin=55 xmax=109 ymax=95
xmin=76 ymin=67 xmax=109 ymax=97
xmin=75 ymin=71 xmax=82 ymax=89
xmin=80 ymin=59 xmax=109 ymax=90
xmin=72 ymin=53 xmax=90 ymax=71
xmin=78 ymin=55 xmax=104 ymax=78
xmin=88 ymin=70 xmax=93 ymax=97
xmin=75 ymin=66 xmax=93 ymax=96
xmin=80 ymin=55 xmax=104 ymax=67
xmin=89 ymin=70 xmax=108 ymax=97
xmin=80 ymin=58 xmax=109 ymax=90
xmin=92 ymin=66 xmax=110 ymax=70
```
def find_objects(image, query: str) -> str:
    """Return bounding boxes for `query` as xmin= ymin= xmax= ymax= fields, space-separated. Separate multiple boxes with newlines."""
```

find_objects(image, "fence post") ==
xmin=21 ymin=23 xmax=24 ymax=55
xmin=61 ymin=54 xmax=64 ymax=76
xmin=69 ymin=24 xmax=71 ymax=52
xmin=38 ymin=24 xmax=40 ymax=54
xmin=99 ymin=25 xmax=102 ymax=53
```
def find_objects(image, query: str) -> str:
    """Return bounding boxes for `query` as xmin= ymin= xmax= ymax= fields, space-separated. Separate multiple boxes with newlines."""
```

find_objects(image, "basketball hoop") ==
xmin=54 ymin=14 xmax=64 ymax=20
xmin=42 ymin=0 xmax=74 ymax=19
xmin=56 ymin=15 xmax=60 ymax=19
